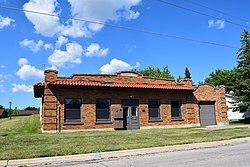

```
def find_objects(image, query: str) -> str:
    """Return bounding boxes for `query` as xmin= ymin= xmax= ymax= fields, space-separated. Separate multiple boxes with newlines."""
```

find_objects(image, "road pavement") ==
xmin=2 ymin=134 xmax=250 ymax=167
xmin=47 ymin=138 xmax=250 ymax=167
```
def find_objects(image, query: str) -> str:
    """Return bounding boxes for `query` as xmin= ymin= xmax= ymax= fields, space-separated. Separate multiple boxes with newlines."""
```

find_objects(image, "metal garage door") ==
xmin=199 ymin=101 xmax=216 ymax=126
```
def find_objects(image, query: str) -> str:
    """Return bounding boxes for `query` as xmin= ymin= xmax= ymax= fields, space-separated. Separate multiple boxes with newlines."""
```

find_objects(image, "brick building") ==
xmin=0 ymin=109 xmax=8 ymax=119
xmin=34 ymin=70 xmax=227 ymax=132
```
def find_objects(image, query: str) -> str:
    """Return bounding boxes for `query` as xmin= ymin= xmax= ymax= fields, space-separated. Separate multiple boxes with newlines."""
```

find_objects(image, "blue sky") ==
xmin=0 ymin=0 xmax=249 ymax=109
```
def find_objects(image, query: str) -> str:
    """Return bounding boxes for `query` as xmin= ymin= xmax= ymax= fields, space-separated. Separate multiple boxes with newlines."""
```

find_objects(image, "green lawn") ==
xmin=1 ymin=115 xmax=250 ymax=160
xmin=229 ymin=119 xmax=250 ymax=125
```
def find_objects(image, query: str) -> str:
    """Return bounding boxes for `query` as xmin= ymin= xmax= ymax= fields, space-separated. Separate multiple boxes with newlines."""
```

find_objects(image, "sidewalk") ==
xmin=198 ymin=124 xmax=250 ymax=130
xmin=1 ymin=136 xmax=250 ymax=167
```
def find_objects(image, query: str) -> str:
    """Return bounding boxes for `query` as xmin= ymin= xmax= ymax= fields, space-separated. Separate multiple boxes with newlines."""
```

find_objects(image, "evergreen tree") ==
xmin=177 ymin=75 xmax=183 ymax=83
xmin=235 ymin=29 xmax=250 ymax=111
xmin=185 ymin=67 xmax=191 ymax=79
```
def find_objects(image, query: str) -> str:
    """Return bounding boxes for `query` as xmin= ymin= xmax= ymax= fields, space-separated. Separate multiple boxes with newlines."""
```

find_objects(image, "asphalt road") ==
xmin=47 ymin=140 xmax=250 ymax=167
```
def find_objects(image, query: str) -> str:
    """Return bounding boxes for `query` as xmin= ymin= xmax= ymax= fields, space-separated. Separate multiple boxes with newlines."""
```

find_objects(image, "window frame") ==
xmin=148 ymin=99 xmax=161 ymax=121
xmin=96 ymin=98 xmax=111 ymax=123
xmin=171 ymin=100 xmax=182 ymax=120
xmin=64 ymin=98 xmax=82 ymax=123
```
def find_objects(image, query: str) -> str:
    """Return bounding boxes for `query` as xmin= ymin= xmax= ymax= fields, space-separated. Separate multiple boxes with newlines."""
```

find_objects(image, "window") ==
xmin=64 ymin=98 xmax=82 ymax=122
xmin=171 ymin=100 xmax=182 ymax=119
xmin=131 ymin=107 xmax=137 ymax=116
xmin=96 ymin=99 xmax=111 ymax=122
xmin=148 ymin=99 xmax=161 ymax=120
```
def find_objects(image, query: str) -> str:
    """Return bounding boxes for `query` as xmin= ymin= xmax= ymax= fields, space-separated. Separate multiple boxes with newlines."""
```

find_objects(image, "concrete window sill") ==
xmin=148 ymin=119 xmax=163 ymax=122
xmin=63 ymin=122 xmax=84 ymax=125
xmin=171 ymin=118 xmax=184 ymax=121
xmin=95 ymin=121 xmax=113 ymax=124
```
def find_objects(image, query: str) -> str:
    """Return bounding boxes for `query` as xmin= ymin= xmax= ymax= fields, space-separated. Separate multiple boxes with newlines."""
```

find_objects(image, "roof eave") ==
xmin=33 ymin=86 xmax=44 ymax=98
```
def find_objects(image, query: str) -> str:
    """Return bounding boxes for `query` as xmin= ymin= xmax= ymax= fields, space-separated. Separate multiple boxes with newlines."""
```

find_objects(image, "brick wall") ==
xmin=44 ymin=87 xmax=198 ymax=131
xmin=40 ymin=70 xmax=227 ymax=131
xmin=42 ymin=70 xmax=58 ymax=131
xmin=71 ymin=73 xmax=176 ymax=85
xmin=193 ymin=84 xmax=228 ymax=125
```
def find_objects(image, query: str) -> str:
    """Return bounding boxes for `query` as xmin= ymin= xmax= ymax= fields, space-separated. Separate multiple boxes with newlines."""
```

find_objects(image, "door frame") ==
xmin=121 ymin=99 xmax=140 ymax=130
xmin=199 ymin=101 xmax=217 ymax=126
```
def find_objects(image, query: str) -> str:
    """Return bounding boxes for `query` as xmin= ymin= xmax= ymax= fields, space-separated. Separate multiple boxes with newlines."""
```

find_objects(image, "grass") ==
xmin=229 ymin=118 xmax=250 ymax=125
xmin=1 ymin=115 xmax=250 ymax=160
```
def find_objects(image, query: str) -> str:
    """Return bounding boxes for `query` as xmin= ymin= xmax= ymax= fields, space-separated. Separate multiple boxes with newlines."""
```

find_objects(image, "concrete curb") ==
xmin=1 ymin=137 xmax=250 ymax=167
xmin=199 ymin=125 xmax=250 ymax=130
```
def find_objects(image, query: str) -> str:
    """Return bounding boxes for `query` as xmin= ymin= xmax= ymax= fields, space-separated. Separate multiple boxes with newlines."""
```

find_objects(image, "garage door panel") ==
xmin=199 ymin=101 xmax=216 ymax=126
xmin=201 ymin=120 xmax=216 ymax=126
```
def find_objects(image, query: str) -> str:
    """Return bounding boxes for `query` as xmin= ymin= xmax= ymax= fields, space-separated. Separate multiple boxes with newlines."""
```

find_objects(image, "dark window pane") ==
xmin=96 ymin=99 xmax=110 ymax=109
xmin=96 ymin=99 xmax=110 ymax=121
xmin=149 ymin=108 xmax=159 ymax=117
xmin=96 ymin=109 xmax=110 ymax=119
xmin=148 ymin=100 xmax=159 ymax=108
xmin=130 ymin=100 xmax=139 ymax=106
xmin=122 ymin=99 xmax=139 ymax=106
xmin=64 ymin=98 xmax=81 ymax=122
xmin=148 ymin=99 xmax=160 ymax=119
xmin=171 ymin=100 xmax=182 ymax=119
xmin=171 ymin=101 xmax=180 ymax=108
xmin=131 ymin=107 xmax=137 ymax=116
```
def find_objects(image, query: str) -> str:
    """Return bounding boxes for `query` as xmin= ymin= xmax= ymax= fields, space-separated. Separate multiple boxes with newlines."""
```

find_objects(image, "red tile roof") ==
xmin=34 ymin=79 xmax=195 ymax=91
xmin=33 ymin=82 xmax=45 ymax=87
xmin=50 ymin=79 xmax=104 ymax=87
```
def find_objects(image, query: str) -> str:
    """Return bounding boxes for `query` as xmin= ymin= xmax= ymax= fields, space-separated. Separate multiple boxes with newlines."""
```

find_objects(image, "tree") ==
xmin=24 ymin=106 xmax=39 ymax=110
xmin=135 ymin=66 xmax=174 ymax=79
xmin=185 ymin=67 xmax=191 ymax=79
xmin=235 ymin=29 xmax=250 ymax=111
xmin=0 ymin=105 xmax=3 ymax=109
xmin=177 ymin=75 xmax=183 ymax=83
xmin=205 ymin=68 xmax=237 ymax=93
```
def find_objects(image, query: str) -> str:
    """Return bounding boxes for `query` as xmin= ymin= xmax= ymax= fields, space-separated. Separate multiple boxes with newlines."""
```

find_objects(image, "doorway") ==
xmin=121 ymin=99 xmax=140 ymax=130
xmin=199 ymin=101 xmax=217 ymax=126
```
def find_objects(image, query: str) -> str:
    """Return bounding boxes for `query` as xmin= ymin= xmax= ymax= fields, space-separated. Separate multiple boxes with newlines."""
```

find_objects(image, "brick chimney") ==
xmin=179 ymin=78 xmax=192 ymax=87
xmin=44 ymin=69 xmax=58 ymax=82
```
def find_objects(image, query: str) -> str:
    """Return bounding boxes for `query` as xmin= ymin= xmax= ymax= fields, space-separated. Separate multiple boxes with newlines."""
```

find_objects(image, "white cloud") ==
xmin=44 ymin=43 xmax=53 ymax=50
xmin=128 ymin=45 xmax=137 ymax=53
xmin=61 ymin=20 xmax=91 ymax=38
xmin=0 ymin=15 xmax=15 ymax=29
xmin=124 ymin=10 xmax=140 ymax=20
xmin=20 ymin=39 xmax=52 ymax=52
xmin=85 ymin=43 xmax=109 ymax=57
xmin=45 ymin=65 xmax=58 ymax=71
xmin=208 ymin=19 xmax=225 ymax=29
xmin=68 ymin=0 xmax=141 ymax=32
xmin=56 ymin=36 xmax=68 ymax=48
xmin=23 ymin=0 xmax=61 ymax=37
xmin=16 ymin=58 xmax=43 ymax=80
xmin=100 ymin=58 xmax=140 ymax=74
xmin=16 ymin=65 xmax=44 ymax=80
xmin=48 ymin=42 xmax=83 ymax=67
xmin=134 ymin=62 xmax=140 ymax=68
xmin=0 ymin=65 xmax=6 ymax=68
xmin=18 ymin=58 xmax=29 ymax=66
xmin=12 ymin=84 xmax=33 ymax=93
xmin=23 ymin=0 xmax=141 ymax=38
xmin=0 ymin=74 xmax=11 ymax=83
xmin=20 ymin=39 xmax=44 ymax=52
